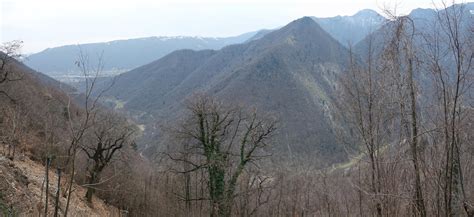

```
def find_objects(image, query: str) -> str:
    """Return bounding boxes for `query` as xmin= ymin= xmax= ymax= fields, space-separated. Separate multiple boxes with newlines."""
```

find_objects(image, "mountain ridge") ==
xmin=24 ymin=9 xmax=387 ymax=81
xmin=312 ymin=9 xmax=386 ymax=46
xmin=105 ymin=16 xmax=351 ymax=163
xmin=24 ymin=31 xmax=261 ymax=78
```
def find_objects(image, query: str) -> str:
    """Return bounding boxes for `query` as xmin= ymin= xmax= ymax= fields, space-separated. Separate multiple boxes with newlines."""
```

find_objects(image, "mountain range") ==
xmin=104 ymin=16 xmax=351 ymax=163
xmin=24 ymin=32 xmax=258 ymax=79
xmin=19 ymin=5 xmax=473 ymax=164
xmin=24 ymin=9 xmax=386 ymax=81
xmin=313 ymin=9 xmax=386 ymax=46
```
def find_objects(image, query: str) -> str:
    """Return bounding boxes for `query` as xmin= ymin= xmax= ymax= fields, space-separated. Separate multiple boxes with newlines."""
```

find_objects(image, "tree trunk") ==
xmin=86 ymin=167 xmax=100 ymax=203
xmin=209 ymin=164 xmax=226 ymax=217
xmin=44 ymin=157 xmax=50 ymax=216
xmin=64 ymin=149 xmax=76 ymax=217
xmin=450 ymin=144 xmax=462 ymax=217
xmin=85 ymin=174 xmax=96 ymax=203
xmin=407 ymin=57 xmax=426 ymax=217
xmin=54 ymin=168 xmax=61 ymax=217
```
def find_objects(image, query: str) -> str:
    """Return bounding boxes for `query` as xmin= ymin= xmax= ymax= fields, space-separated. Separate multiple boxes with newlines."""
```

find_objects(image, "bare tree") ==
xmin=381 ymin=13 xmax=427 ymax=216
xmin=337 ymin=37 xmax=397 ymax=216
xmin=81 ymin=111 xmax=135 ymax=203
xmin=423 ymin=2 xmax=473 ymax=216
xmin=0 ymin=40 xmax=23 ymax=101
xmin=63 ymin=49 xmax=114 ymax=216
xmin=0 ymin=104 xmax=25 ymax=160
xmin=167 ymin=94 xmax=277 ymax=217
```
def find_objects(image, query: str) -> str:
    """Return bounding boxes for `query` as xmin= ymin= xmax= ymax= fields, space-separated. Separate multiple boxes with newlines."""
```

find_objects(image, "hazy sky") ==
xmin=1 ymin=0 xmax=451 ymax=53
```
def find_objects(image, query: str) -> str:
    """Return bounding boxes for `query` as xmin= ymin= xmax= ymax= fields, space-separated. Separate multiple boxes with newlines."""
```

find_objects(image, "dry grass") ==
xmin=0 ymin=155 xmax=120 ymax=216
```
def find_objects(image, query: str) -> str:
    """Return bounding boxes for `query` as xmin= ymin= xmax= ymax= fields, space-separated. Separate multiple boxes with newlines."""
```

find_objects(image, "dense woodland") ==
xmin=0 ymin=1 xmax=473 ymax=217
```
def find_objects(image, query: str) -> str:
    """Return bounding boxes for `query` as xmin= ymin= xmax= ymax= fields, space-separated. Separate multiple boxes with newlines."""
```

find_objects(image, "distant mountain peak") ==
xmin=354 ymin=9 xmax=380 ymax=17
xmin=409 ymin=8 xmax=436 ymax=18
xmin=274 ymin=17 xmax=330 ymax=40
xmin=286 ymin=16 xmax=321 ymax=30
xmin=312 ymin=10 xmax=386 ymax=46
xmin=409 ymin=2 xmax=474 ymax=18
xmin=296 ymin=16 xmax=316 ymax=23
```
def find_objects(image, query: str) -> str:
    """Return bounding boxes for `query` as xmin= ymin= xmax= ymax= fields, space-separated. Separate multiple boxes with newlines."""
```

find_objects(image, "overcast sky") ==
xmin=1 ymin=0 xmax=452 ymax=53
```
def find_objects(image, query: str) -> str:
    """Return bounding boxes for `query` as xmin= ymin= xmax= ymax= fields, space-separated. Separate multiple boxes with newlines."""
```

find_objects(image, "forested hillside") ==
xmin=1 ymin=1 xmax=473 ymax=217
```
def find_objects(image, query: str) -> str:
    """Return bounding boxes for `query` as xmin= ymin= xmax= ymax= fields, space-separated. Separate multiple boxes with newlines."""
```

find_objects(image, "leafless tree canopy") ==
xmin=81 ymin=111 xmax=136 ymax=203
xmin=0 ymin=40 xmax=23 ymax=101
xmin=165 ymin=94 xmax=277 ymax=216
